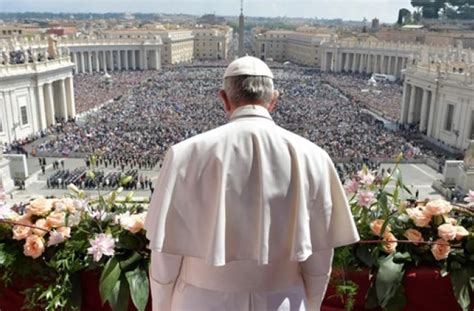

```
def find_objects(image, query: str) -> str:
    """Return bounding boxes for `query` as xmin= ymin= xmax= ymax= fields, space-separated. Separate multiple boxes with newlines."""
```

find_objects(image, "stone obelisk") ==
xmin=238 ymin=0 xmax=245 ymax=57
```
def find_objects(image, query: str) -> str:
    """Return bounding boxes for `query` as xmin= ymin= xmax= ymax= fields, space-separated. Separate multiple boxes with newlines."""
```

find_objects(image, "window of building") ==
xmin=444 ymin=104 xmax=454 ymax=132
xmin=0 ymin=118 xmax=3 ymax=133
xmin=20 ymin=106 xmax=28 ymax=126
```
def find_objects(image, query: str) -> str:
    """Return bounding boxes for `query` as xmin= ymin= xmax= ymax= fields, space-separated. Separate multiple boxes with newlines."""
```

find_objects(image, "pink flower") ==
xmin=12 ymin=219 xmax=33 ymax=240
xmin=344 ymin=179 xmax=359 ymax=194
xmin=454 ymin=226 xmax=469 ymax=240
xmin=0 ymin=204 xmax=19 ymax=221
xmin=404 ymin=229 xmax=424 ymax=245
xmin=406 ymin=207 xmax=432 ymax=227
xmin=431 ymin=239 xmax=451 ymax=261
xmin=357 ymin=191 xmax=376 ymax=208
xmin=47 ymin=227 xmax=71 ymax=247
xmin=438 ymin=223 xmax=457 ymax=241
xmin=423 ymin=199 xmax=452 ymax=216
xmin=87 ymin=233 xmax=115 ymax=262
xmin=464 ymin=190 xmax=474 ymax=203
xmin=23 ymin=235 xmax=45 ymax=259
xmin=370 ymin=219 xmax=391 ymax=236
xmin=357 ymin=170 xmax=375 ymax=185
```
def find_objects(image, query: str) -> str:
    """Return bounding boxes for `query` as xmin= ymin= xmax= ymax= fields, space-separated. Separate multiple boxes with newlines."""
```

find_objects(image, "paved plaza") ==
xmin=5 ymin=154 xmax=444 ymax=205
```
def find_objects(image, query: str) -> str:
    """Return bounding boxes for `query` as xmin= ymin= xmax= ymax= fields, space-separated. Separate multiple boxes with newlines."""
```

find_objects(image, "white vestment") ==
xmin=145 ymin=105 xmax=360 ymax=310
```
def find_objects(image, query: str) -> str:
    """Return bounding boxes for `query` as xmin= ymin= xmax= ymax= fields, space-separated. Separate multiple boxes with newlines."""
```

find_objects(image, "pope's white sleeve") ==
xmin=149 ymin=251 xmax=183 ymax=311
xmin=300 ymin=248 xmax=334 ymax=310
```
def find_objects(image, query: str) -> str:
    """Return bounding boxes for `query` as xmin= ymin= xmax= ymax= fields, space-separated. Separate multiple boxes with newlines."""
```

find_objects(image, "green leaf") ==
xmin=450 ymin=268 xmax=472 ymax=310
xmin=108 ymin=276 xmax=130 ymax=311
xmin=119 ymin=251 xmax=142 ymax=272
xmin=100 ymin=257 xmax=122 ymax=305
xmin=356 ymin=245 xmax=376 ymax=268
xmin=375 ymin=254 xmax=405 ymax=308
xmin=365 ymin=282 xmax=379 ymax=309
xmin=125 ymin=266 xmax=149 ymax=311
xmin=384 ymin=285 xmax=407 ymax=311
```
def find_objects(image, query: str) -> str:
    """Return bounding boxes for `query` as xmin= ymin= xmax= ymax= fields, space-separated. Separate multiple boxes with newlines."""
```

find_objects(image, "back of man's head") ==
xmin=222 ymin=56 xmax=275 ymax=107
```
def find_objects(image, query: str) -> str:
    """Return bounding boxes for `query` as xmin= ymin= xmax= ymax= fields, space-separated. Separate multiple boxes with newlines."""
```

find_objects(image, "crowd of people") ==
xmin=321 ymin=72 xmax=403 ymax=122
xmin=46 ymin=166 xmax=153 ymax=191
xmin=74 ymin=71 xmax=158 ymax=114
xmin=33 ymin=66 xmax=448 ymax=181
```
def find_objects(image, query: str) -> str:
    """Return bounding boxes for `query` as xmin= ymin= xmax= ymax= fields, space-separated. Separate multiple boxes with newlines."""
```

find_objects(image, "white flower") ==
xmin=87 ymin=233 xmax=115 ymax=262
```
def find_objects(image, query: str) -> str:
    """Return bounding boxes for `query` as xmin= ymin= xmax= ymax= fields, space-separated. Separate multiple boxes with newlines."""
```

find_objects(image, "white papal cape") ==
xmin=145 ymin=105 xmax=360 ymax=311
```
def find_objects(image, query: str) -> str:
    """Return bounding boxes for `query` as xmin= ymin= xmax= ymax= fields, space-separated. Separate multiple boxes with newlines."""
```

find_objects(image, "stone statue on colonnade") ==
xmin=463 ymin=141 xmax=474 ymax=169
xmin=47 ymin=35 xmax=59 ymax=59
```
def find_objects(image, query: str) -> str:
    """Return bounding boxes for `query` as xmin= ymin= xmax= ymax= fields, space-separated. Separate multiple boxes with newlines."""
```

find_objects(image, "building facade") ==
xmin=62 ymin=38 xmax=162 ymax=73
xmin=0 ymin=48 xmax=75 ymax=145
xmin=253 ymin=30 xmax=331 ymax=66
xmin=400 ymin=48 xmax=474 ymax=151
xmin=193 ymin=27 xmax=232 ymax=60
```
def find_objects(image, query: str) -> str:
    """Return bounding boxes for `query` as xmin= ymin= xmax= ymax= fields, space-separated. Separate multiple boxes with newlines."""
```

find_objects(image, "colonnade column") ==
xmin=71 ymin=53 xmax=78 ymax=74
xmin=80 ymin=52 xmax=85 ymax=73
xmin=108 ymin=51 xmax=114 ymax=72
xmin=95 ymin=51 xmax=100 ymax=72
xmin=427 ymin=91 xmax=436 ymax=137
xmin=124 ymin=50 xmax=129 ymax=70
xmin=88 ymin=52 xmax=93 ymax=74
xmin=131 ymin=50 xmax=136 ymax=70
xmin=407 ymin=84 xmax=416 ymax=124
xmin=44 ymin=83 xmax=55 ymax=126
xmin=400 ymin=83 xmax=409 ymax=124
xmin=36 ymin=84 xmax=47 ymax=129
xmin=59 ymin=79 xmax=68 ymax=121
xmin=419 ymin=89 xmax=429 ymax=132
xmin=394 ymin=56 xmax=399 ymax=77
xmin=117 ymin=50 xmax=122 ymax=70
xmin=102 ymin=50 xmax=107 ymax=72
xmin=65 ymin=77 xmax=76 ymax=119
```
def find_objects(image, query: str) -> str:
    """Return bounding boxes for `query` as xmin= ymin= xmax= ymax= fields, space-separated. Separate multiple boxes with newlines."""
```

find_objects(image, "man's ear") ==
xmin=219 ymin=89 xmax=232 ymax=113
xmin=267 ymin=90 xmax=279 ymax=112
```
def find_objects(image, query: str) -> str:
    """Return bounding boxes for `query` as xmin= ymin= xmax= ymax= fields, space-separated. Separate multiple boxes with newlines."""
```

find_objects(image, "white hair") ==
xmin=222 ymin=75 xmax=274 ymax=106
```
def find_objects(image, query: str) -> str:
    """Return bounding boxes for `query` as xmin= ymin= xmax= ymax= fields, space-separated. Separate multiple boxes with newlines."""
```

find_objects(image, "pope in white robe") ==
xmin=144 ymin=56 xmax=360 ymax=311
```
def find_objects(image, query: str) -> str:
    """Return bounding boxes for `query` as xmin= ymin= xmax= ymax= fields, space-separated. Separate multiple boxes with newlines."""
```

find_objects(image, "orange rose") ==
xmin=12 ymin=221 xmax=32 ymax=240
xmin=404 ymin=229 xmax=423 ymax=245
xmin=46 ymin=211 xmax=66 ymax=228
xmin=406 ymin=208 xmax=432 ymax=227
xmin=431 ymin=239 xmax=451 ymax=261
xmin=423 ymin=199 xmax=452 ymax=216
xmin=455 ymin=226 xmax=469 ymax=240
xmin=382 ymin=232 xmax=397 ymax=254
xmin=23 ymin=235 xmax=45 ymax=259
xmin=437 ymin=223 xmax=457 ymax=241
xmin=27 ymin=198 xmax=53 ymax=216
xmin=33 ymin=218 xmax=50 ymax=237
xmin=370 ymin=219 xmax=391 ymax=236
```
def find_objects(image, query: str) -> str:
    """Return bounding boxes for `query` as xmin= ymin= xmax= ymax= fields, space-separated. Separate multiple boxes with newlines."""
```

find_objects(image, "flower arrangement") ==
xmin=332 ymin=156 xmax=474 ymax=311
xmin=0 ymin=178 xmax=150 ymax=311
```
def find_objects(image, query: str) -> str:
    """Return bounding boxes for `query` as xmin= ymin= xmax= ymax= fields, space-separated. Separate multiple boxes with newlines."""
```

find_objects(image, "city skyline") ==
xmin=1 ymin=0 xmax=412 ymax=22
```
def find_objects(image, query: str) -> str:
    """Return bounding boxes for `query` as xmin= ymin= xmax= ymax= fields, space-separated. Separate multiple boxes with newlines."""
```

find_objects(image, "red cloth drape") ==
xmin=322 ymin=267 xmax=473 ymax=311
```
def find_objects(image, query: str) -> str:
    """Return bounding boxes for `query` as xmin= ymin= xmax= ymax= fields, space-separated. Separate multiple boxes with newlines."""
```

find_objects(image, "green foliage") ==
xmin=375 ymin=254 xmax=405 ymax=309
xmin=450 ymin=268 xmax=474 ymax=311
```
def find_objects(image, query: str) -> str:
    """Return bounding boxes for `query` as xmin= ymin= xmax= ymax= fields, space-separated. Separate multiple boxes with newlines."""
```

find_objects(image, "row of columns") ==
xmin=36 ymin=77 xmax=75 ymax=128
xmin=71 ymin=49 xmax=160 ymax=74
xmin=400 ymin=83 xmax=436 ymax=136
xmin=323 ymin=51 xmax=409 ymax=78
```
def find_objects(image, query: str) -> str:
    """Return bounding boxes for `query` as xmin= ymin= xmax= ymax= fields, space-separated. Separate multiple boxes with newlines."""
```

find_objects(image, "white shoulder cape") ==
xmin=145 ymin=111 xmax=359 ymax=266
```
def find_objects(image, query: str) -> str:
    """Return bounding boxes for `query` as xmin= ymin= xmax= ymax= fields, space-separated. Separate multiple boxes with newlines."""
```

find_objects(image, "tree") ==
xmin=397 ymin=8 xmax=412 ymax=25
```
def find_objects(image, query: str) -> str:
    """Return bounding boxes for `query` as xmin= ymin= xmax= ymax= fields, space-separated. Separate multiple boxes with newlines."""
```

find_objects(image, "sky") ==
xmin=0 ymin=0 xmax=414 ymax=22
